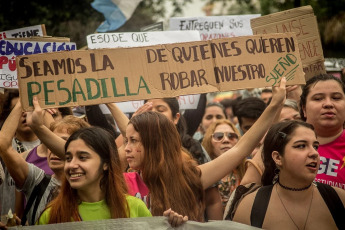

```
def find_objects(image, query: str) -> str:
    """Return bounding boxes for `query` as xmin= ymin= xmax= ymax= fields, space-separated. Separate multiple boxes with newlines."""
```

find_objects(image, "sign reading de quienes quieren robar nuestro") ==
xmin=17 ymin=32 xmax=305 ymax=111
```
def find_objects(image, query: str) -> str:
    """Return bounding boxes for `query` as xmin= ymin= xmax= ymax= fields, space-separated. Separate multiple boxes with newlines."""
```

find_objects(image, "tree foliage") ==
xmin=0 ymin=0 xmax=344 ymax=56
xmin=0 ymin=0 xmax=192 ymax=48
xmin=209 ymin=0 xmax=345 ymax=57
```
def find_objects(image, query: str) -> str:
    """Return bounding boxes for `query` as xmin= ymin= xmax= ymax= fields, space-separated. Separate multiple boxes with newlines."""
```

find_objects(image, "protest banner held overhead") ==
xmin=0 ymin=25 xmax=46 ymax=40
xmin=169 ymin=14 xmax=260 ymax=40
xmin=0 ymin=39 xmax=76 ymax=89
xmin=87 ymin=31 xmax=201 ymax=49
xmin=17 ymin=33 xmax=305 ymax=111
xmin=87 ymin=30 xmax=201 ymax=111
xmin=250 ymin=5 xmax=326 ymax=80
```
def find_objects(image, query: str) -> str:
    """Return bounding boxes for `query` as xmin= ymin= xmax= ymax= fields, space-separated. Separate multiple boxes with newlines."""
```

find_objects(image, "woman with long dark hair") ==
xmin=233 ymin=120 xmax=345 ymax=229
xmin=38 ymin=127 xmax=151 ymax=224
xmin=123 ymin=78 xmax=287 ymax=221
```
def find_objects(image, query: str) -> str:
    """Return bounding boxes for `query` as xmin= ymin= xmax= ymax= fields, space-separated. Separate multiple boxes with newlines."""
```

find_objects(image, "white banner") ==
xmin=0 ymin=25 xmax=45 ymax=40
xmin=169 ymin=15 xmax=260 ymax=40
xmin=11 ymin=216 xmax=260 ymax=230
xmin=87 ymin=31 xmax=201 ymax=49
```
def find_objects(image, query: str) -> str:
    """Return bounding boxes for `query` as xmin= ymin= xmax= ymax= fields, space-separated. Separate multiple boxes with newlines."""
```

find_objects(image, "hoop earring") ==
xmin=272 ymin=167 xmax=280 ymax=184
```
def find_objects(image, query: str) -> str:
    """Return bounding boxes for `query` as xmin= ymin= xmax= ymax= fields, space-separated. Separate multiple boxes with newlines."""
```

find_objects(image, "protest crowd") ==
xmin=0 ymin=2 xmax=345 ymax=230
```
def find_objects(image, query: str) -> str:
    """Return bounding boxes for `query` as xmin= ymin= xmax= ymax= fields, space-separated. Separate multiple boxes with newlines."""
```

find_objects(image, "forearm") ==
xmin=0 ymin=146 xmax=29 ymax=188
xmin=241 ymin=148 xmax=264 ymax=185
xmin=106 ymin=103 xmax=129 ymax=137
xmin=31 ymin=125 xmax=65 ymax=159
xmin=0 ymin=102 xmax=22 ymax=148
xmin=200 ymin=101 xmax=283 ymax=189
xmin=0 ymin=102 xmax=29 ymax=187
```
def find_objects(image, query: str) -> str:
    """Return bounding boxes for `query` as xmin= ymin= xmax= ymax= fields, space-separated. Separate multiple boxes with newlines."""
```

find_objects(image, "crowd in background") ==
xmin=0 ymin=73 xmax=344 ymax=229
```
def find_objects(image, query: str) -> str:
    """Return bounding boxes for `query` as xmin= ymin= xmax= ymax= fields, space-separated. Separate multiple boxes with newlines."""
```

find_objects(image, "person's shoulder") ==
xmin=37 ymin=207 xmax=51 ymax=225
xmin=239 ymin=188 xmax=258 ymax=203
xmin=126 ymin=195 xmax=146 ymax=206
xmin=232 ymin=188 xmax=258 ymax=225
xmin=332 ymin=186 xmax=345 ymax=205
xmin=126 ymin=195 xmax=151 ymax=217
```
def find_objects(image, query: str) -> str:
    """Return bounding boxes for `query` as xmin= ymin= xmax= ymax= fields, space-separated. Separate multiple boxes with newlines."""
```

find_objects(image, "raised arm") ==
xmin=240 ymin=147 xmax=264 ymax=185
xmin=26 ymin=97 xmax=66 ymax=159
xmin=0 ymin=101 xmax=29 ymax=188
xmin=199 ymin=78 xmax=286 ymax=189
xmin=105 ymin=103 xmax=130 ymax=137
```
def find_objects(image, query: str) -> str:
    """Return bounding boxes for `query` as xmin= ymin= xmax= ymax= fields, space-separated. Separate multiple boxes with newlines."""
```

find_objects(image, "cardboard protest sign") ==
xmin=88 ymin=31 xmax=201 ymax=112
xmin=17 ymin=33 xmax=305 ymax=111
xmin=250 ymin=5 xmax=326 ymax=80
xmin=0 ymin=25 xmax=46 ymax=40
xmin=169 ymin=14 xmax=260 ymax=40
xmin=87 ymin=31 xmax=201 ymax=49
xmin=5 ymin=36 xmax=71 ymax=42
xmin=0 ymin=39 xmax=76 ymax=88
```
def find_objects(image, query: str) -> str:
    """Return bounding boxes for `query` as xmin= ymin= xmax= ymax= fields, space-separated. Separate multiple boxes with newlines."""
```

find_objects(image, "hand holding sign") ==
xmin=270 ymin=77 xmax=286 ymax=108
xmin=131 ymin=102 xmax=153 ymax=118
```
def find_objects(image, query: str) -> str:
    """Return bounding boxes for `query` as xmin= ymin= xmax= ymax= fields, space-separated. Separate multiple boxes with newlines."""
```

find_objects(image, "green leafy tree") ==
xmin=207 ymin=0 xmax=345 ymax=57
xmin=0 ymin=0 xmax=192 ymax=48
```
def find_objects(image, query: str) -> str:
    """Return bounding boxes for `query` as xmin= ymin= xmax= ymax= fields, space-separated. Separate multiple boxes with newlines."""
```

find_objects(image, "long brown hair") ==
xmin=129 ymin=111 xmax=205 ymax=221
xmin=202 ymin=119 xmax=246 ymax=178
xmin=46 ymin=127 xmax=129 ymax=223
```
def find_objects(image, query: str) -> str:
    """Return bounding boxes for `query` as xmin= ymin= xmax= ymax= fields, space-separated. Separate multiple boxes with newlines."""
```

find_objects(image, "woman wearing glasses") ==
xmin=194 ymin=102 xmax=227 ymax=142
xmin=202 ymin=119 xmax=245 ymax=210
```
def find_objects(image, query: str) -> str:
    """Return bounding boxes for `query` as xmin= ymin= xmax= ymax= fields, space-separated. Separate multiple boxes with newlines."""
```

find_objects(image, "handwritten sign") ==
xmin=0 ymin=40 xmax=76 ymax=88
xmin=87 ymin=31 xmax=201 ymax=49
xmin=169 ymin=15 xmax=260 ymax=40
xmin=250 ymin=5 xmax=326 ymax=80
xmin=0 ymin=25 xmax=46 ymax=40
xmin=17 ymin=33 xmax=305 ymax=110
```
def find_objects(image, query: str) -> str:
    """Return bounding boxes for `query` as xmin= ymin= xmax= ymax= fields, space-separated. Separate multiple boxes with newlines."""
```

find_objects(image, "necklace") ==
xmin=278 ymin=179 xmax=312 ymax=191
xmin=276 ymin=185 xmax=314 ymax=230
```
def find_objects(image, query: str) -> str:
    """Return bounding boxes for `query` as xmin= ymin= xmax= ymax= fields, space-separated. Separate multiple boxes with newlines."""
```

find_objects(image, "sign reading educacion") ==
xmin=0 ymin=40 xmax=76 ymax=88
xmin=17 ymin=33 xmax=305 ymax=111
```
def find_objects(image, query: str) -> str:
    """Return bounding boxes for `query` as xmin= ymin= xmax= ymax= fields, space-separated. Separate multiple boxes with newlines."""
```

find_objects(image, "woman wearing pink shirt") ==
xmin=300 ymin=74 xmax=345 ymax=189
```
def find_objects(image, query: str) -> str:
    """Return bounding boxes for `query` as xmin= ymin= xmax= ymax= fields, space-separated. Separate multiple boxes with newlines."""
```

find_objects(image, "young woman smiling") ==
xmin=38 ymin=127 xmax=151 ymax=224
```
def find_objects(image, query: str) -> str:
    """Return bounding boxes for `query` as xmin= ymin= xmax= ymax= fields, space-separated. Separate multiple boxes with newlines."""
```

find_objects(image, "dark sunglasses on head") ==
xmin=212 ymin=132 xmax=238 ymax=142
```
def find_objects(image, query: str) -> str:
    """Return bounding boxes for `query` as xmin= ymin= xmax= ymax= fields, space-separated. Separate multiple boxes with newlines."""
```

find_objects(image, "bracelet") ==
xmin=245 ymin=159 xmax=263 ymax=176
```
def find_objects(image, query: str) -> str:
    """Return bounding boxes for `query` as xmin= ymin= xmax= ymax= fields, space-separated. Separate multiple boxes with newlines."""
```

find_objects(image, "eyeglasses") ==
xmin=212 ymin=132 xmax=238 ymax=142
